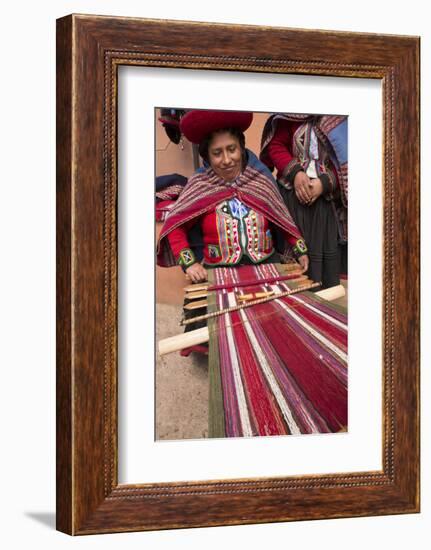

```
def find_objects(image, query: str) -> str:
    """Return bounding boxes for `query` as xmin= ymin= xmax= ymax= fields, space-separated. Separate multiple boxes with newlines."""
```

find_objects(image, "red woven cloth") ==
xmin=208 ymin=264 xmax=348 ymax=437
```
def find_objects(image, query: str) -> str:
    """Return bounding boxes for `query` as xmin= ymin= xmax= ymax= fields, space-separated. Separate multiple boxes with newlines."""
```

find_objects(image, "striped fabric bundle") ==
xmin=155 ymin=200 xmax=175 ymax=222
xmin=208 ymin=264 xmax=347 ymax=438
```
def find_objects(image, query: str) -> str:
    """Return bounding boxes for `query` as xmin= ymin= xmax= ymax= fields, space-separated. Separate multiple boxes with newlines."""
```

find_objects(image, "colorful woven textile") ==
xmin=207 ymin=264 xmax=347 ymax=437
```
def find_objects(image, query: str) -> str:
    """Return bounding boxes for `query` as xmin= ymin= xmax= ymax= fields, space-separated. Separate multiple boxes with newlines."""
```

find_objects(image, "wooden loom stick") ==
xmin=238 ymin=291 xmax=274 ymax=300
xmin=183 ymin=269 xmax=304 ymax=294
xmin=315 ymin=284 xmax=345 ymax=301
xmin=182 ymin=284 xmax=344 ymax=312
xmin=181 ymin=281 xmax=320 ymax=326
xmin=185 ymin=289 xmax=209 ymax=300
xmin=186 ymin=290 xmax=276 ymax=306
xmin=158 ymin=327 xmax=209 ymax=356
xmin=184 ymin=291 xmax=273 ymax=310
xmin=186 ymin=275 xmax=311 ymax=300
xmin=283 ymin=263 xmax=302 ymax=272
xmin=183 ymin=282 xmax=209 ymax=293
xmin=184 ymin=299 xmax=208 ymax=311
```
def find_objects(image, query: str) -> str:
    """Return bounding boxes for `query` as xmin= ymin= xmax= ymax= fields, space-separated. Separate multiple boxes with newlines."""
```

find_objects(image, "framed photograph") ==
xmin=56 ymin=14 xmax=420 ymax=534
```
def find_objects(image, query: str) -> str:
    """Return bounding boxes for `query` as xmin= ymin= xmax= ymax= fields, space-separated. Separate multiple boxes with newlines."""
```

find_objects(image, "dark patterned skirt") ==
xmin=279 ymin=186 xmax=341 ymax=289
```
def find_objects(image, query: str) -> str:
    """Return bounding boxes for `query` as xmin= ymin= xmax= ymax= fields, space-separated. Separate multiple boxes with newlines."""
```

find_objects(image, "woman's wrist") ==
xmin=318 ymin=173 xmax=331 ymax=196
xmin=292 ymin=238 xmax=308 ymax=258
xmin=178 ymin=248 xmax=196 ymax=269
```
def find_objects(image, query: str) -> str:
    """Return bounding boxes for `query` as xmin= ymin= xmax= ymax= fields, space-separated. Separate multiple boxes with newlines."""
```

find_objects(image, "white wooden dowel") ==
xmin=315 ymin=284 xmax=345 ymax=301
xmin=158 ymin=327 xmax=209 ymax=356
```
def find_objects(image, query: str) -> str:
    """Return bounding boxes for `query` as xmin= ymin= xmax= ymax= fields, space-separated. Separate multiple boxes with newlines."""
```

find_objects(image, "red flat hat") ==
xmin=180 ymin=110 xmax=253 ymax=144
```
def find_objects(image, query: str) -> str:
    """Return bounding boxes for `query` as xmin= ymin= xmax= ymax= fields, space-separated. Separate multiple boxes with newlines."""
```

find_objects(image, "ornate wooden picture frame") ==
xmin=56 ymin=14 xmax=420 ymax=534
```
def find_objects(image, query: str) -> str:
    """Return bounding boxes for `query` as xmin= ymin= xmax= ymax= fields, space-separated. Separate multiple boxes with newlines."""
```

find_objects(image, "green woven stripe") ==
xmin=303 ymin=290 xmax=347 ymax=316
xmin=207 ymin=270 xmax=226 ymax=438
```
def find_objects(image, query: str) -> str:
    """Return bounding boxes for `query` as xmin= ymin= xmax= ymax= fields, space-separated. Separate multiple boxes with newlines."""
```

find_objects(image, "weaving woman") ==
xmin=260 ymin=113 xmax=348 ymax=288
xmin=157 ymin=110 xmax=309 ymax=279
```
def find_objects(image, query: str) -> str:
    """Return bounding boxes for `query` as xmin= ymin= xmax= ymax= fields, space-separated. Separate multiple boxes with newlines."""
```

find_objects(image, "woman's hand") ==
xmin=293 ymin=171 xmax=312 ymax=204
xmin=185 ymin=263 xmax=208 ymax=283
xmin=298 ymin=254 xmax=309 ymax=274
xmin=307 ymin=178 xmax=323 ymax=204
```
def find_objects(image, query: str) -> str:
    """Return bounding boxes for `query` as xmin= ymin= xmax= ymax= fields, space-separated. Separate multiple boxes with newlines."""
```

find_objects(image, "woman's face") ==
xmin=207 ymin=131 xmax=242 ymax=181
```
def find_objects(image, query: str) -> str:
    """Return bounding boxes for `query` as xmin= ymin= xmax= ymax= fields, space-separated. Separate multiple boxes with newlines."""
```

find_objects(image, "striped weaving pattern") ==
xmin=208 ymin=264 xmax=348 ymax=438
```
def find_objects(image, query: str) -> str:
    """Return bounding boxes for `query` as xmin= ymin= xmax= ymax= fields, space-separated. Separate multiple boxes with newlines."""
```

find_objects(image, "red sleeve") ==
xmin=267 ymin=120 xmax=295 ymax=173
xmin=166 ymin=219 xmax=196 ymax=261
xmin=286 ymin=233 xmax=299 ymax=247
xmin=271 ymin=222 xmax=307 ymax=256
